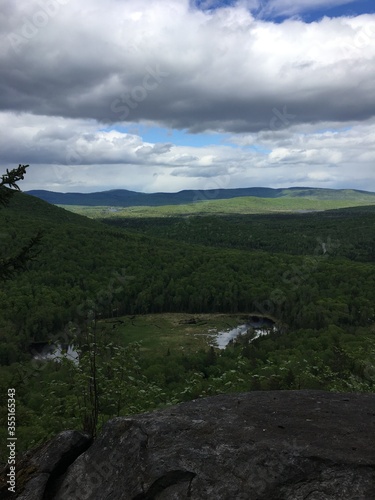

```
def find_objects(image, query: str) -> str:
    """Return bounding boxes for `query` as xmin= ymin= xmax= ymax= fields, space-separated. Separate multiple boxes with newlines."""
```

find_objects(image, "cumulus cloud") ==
xmin=2 ymin=110 xmax=375 ymax=192
xmin=0 ymin=0 xmax=374 ymax=192
xmin=1 ymin=0 xmax=375 ymax=132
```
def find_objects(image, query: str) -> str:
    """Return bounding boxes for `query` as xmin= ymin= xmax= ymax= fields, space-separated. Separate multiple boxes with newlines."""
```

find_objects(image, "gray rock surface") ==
xmin=53 ymin=391 xmax=375 ymax=499
xmin=0 ymin=430 xmax=91 ymax=500
xmin=2 ymin=391 xmax=374 ymax=499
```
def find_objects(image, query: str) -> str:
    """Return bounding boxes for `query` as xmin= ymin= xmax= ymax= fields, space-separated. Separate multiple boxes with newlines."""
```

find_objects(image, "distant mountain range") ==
xmin=26 ymin=187 xmax=375 ymax=207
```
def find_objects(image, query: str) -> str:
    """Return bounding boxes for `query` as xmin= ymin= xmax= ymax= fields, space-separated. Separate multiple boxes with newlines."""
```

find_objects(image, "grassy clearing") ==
xmin=101 ymin=313 xmax=245 ymax=354
xmin=58 ymin=195 xmax=375 ymax=218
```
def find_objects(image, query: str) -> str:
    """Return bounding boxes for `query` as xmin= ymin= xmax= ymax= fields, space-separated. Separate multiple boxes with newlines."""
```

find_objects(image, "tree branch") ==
xmin=0 ymin=164 xmax=29 ymax=207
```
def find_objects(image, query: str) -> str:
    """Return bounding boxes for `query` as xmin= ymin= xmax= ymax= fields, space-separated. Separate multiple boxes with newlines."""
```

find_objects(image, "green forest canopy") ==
xmin=0 ymin=188 xmax=374 ymax=459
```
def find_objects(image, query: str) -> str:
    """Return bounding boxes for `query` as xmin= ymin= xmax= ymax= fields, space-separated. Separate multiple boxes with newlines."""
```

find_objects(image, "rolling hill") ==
xmin=26 ymin=186 xmax=375 ymax=208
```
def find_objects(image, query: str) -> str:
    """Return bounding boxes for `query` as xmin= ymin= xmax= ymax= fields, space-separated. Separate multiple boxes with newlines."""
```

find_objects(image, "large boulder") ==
xmin=54 ymin=391 xmax=375 ymax=499
xmin=3 ymin=390 xmax=375 ymax=499
xmin=0 ymin=430 xmax=91 ymax=500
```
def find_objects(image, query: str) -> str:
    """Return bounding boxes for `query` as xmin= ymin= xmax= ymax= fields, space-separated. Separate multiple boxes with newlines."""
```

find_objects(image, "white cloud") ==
xmin=2 ymin=111 xmax=375 ymax=193
xmin=0 ymin=0 xmax=374 ymax=192
xmin=1 ymin=1 xmax=374 ymax=132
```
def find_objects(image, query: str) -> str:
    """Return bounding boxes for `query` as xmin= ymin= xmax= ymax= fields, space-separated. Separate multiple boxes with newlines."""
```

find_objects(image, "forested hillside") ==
xmin=1 ymin=192 xmax=375 ymax=352
xmin=102 ymin=208 xmax=375 ymax=262
xmin=0 ymin=191 xmax=374 ymax=461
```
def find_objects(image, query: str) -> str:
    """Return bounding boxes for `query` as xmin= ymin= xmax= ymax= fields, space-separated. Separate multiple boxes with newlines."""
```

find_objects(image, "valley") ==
xmin=0 ymin=187 xmax=374 ymax=463
xmin=59 ymin=194 xmax=375 ymax=218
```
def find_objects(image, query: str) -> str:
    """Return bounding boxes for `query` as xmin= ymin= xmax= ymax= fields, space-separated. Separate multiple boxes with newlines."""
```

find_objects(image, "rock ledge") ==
xmin=3 ymin=390 xmax=375 ymax=499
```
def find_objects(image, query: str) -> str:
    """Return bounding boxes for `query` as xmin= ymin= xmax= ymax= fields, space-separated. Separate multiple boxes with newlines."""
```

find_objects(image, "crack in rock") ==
xmin=132 ymin=470 xmax=196 ymax=499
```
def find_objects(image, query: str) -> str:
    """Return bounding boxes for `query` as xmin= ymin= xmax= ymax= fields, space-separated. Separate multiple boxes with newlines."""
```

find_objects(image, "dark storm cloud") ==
xmin=1 ymin=0 xmax=374 ymax=133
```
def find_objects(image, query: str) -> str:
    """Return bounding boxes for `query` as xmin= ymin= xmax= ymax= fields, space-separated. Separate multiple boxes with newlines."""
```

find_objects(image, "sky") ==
xmin=1 ymin=0 xmax=375 ymax=193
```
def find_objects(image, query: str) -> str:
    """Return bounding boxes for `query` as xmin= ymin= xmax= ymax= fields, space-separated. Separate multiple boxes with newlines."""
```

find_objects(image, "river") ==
xmin=33 ymin=343 xmax=79 ymax=364
xmin=213 ymin=318 xmax=275 ymax=349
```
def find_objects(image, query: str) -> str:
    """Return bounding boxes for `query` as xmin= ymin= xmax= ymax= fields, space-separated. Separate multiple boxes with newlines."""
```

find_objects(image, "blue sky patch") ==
xmin=192 ymin=0 xmax=375 ymax=23
xmin=100 ymin=125 xmax=231 ymax=148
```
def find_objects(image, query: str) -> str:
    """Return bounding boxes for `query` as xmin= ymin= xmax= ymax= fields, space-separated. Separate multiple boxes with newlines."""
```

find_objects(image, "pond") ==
xmin=32 ymin=343 xmax=79 ymax=364
xmin=212 ymin=317 xmax=275 ymax=349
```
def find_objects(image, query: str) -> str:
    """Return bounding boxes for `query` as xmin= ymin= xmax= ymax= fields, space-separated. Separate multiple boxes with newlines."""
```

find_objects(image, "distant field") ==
xmin=58 ymin=195 xmax=375 ymax=218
